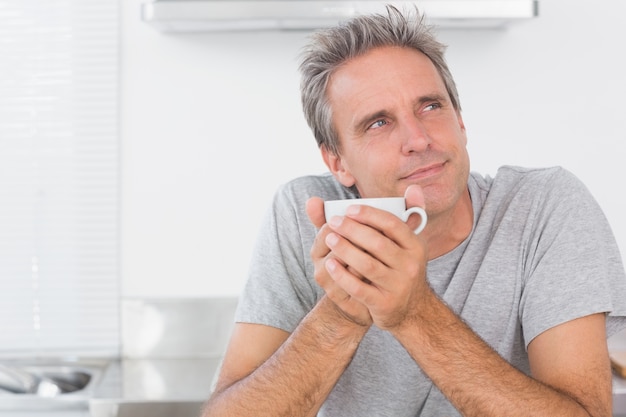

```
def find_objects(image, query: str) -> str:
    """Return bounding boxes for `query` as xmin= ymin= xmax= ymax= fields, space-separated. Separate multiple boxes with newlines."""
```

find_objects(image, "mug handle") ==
xmin=401 ymin=207 xmax=428 ymax=235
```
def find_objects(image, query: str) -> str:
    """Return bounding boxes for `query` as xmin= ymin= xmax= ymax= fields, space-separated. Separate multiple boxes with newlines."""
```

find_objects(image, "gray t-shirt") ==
xmin=236 ymin=166 xmax=626 ymax=416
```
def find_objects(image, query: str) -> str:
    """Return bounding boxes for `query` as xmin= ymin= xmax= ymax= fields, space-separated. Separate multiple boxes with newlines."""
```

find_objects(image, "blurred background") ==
xmin=1 ymin=0 xmax=625 ymax=414
xmin=121 ymin=0 xmax=626 ymax=298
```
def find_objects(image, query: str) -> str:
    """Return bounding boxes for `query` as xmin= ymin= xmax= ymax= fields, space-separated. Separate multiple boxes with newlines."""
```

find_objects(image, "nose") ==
xmin=399 ymin=116 xmax=431 ymax=154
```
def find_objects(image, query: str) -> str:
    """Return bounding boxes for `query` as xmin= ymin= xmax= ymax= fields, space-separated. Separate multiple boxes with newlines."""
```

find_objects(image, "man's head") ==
xmin=299 ymin=5 xmax=461 ymax=155
xmin=298 ymin=5 xmax=470 ymax=219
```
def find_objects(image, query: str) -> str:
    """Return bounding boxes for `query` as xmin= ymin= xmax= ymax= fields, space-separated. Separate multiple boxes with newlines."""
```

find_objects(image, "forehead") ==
xmin=327 ymin=46 xmax=447 ymax=114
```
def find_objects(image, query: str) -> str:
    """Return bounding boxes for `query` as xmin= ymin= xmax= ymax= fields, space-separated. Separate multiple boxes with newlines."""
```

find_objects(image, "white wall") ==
xmin=121 ymin=0 xmax=626 ymax=297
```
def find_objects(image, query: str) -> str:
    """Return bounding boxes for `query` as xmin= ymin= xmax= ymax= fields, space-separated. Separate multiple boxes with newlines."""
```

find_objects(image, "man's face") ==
xmin=323 ymin=46 xmax=470 ymax=217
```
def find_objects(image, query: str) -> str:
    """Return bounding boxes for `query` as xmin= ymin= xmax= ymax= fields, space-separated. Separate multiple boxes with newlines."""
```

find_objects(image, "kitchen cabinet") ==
xmin=141 ymin=0 xmax=539 ymax=31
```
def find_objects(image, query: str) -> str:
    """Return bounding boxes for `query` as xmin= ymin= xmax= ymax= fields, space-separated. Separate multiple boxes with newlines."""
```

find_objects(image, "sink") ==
xmin=0 ymin=364 xmax=91 ymax=395
xmin=0 ymin=358 xmax=110 ymax=410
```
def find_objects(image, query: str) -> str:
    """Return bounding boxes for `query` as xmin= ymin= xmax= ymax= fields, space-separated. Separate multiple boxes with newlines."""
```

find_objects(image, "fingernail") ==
xmin=326 ymin=233 xmax=339 ymax=247
xmin=346 ymin=205 xmax=361 ymax=216
xmin=328 ymin=215 xmax=342 ymax=227
xmin=325 ymin=258 xmax=337 ymax=273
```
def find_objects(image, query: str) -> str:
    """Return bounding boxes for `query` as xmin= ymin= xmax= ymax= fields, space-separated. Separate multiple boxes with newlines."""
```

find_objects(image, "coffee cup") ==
xmin=324 ymin=197 xmax=427 ymax=235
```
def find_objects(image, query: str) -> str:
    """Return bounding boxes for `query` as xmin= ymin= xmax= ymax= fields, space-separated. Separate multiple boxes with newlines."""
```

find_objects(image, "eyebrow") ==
xmin=353 ymin=110 xmax=390 ymax=134
xmin=419 ymin=93 xmax=448 ymax=105
xmin=352 ymin=93 xmax=449 ymax=134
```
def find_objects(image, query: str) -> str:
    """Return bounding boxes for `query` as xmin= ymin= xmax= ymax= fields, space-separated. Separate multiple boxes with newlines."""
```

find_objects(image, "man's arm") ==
xmin=392 ymin=292 xmax=611 ymax=417
xmin=321 ymin=187 xmax=612 ymax=417
xmin=202 ymin=296 xmax=369 ymax=417
xmin=529 ymin=313 xmax=611 ymax=416
xmin=203 ymin=196 xmax=373 ymax=417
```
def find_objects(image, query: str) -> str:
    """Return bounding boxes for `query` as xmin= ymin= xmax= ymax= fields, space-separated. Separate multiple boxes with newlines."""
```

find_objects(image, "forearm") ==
xmin=394 ymin=292 xmax=596 ymax=417
xmin=203 ymin=296 xmax=369 ymax=417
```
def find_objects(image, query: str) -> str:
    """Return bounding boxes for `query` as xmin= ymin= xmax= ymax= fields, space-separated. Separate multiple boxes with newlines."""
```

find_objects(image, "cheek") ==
xmin=345 ymin=156 xmax=392 ymax=194
xmin=354 ymin=152 xmax=389 ymax=177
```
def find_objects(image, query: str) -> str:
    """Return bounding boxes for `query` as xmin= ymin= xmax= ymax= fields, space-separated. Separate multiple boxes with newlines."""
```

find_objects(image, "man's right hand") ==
xmin=306 ymin=197 xmax=373 ymax=327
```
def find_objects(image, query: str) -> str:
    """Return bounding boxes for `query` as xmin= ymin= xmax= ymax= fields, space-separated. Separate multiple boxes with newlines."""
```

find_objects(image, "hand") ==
xmin=320 ymin=185 xmax=430 ymax=330
xmin=306 ymin=197 xmax=373 ymax=327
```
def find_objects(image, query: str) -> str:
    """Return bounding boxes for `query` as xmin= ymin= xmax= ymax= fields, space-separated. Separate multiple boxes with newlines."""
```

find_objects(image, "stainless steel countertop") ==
xmin=89 ymin=356 xmax=626 ymax=417
xmin=5 ymin=299 xmax=625 ymax=416
xmin=3 ymin=356 xmax=626 ymax=416
xmin=89 ymin=357 xmax=222 ymax=417
xmin=94 ymin=357 xmax=221 ymax=401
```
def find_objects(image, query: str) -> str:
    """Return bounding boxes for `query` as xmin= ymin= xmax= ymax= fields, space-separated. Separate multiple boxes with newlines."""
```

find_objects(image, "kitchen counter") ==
xmin=88 ymin=357 xmax=222 ymax=417
xmin=613 ymin=373 xmax=626 ymax=416
xmin=0 ymin=356 xmax=221 ymax=417
xmin=611 ymin=329 xmax=626 ymax=416
xmin=3 ymin=356 xmax=626 ymax=416
xmin=86 ymin=297 xmax=237 ymax=417
xmin=5 ymin=299 xmax=625 ymax=416
xmin=88 ymin=358 xmax=626 ymax=417
xmin=86 ymin=321 xmax=626 ymax=416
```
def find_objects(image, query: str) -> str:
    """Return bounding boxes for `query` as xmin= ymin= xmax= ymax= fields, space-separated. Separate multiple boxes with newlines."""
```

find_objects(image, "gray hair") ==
xmin=299 ymin=5 xmax=461 ymax=155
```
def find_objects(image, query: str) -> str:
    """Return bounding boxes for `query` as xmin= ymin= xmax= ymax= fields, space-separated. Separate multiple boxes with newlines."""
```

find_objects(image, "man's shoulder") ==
xmin=496 ymin=165 xmax=567 ymax=179
xmin=473 ymin=165 xmax=581 ymax=194
xmin=468 ymin=165 xmax=591 ymax=220
xmin=277 ymin=172 xmax=357 ymax=203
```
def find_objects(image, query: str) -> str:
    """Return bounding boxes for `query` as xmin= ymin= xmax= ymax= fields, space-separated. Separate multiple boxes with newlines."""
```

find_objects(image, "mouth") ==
xmin=401 ymin=162 xmax=446 ymax=182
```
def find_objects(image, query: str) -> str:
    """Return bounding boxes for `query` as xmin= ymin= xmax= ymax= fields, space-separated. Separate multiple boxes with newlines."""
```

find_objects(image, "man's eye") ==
xmin=369 ymin=119 xmax=388 ymax=130
xmin=424 ymin=103 xmax=442 ymax=112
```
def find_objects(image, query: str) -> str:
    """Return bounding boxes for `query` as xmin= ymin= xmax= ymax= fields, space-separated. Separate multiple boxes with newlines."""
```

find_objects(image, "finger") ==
xmin=320 ymin=259 xmax=352 ymax=302
xmin=321 ymin=259 xmax=373 ymax=325
xmin=326 ymin=257 xmax=378 ymax=306
xmin=306 ymin=196 xmax=326 ymax=229
xmin=331 ymin=206 xmax=412 ymax=262
xmin=347 ymin=265 xmax=371 ymax=285
xmin=404 ymin=185 xmax=427 ymax=232
xmin=310 ymin=223 xmax=334 ymax=261
xmin=343 ymin=204 xmax=416 ymax=243
xmin=404 ymin=184 xmax=425 ymax=208
xmin=326 ymin=213 xmax=425 ymax=291
xmin=327 ymin=225 xmax=386 ymax=267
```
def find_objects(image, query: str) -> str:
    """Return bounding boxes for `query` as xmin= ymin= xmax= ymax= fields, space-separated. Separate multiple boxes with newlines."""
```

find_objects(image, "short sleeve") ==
xmin=234 ymin=174 xmax=351 ymax=333
xmin=519 ymin=168 xmax=626 ymax=346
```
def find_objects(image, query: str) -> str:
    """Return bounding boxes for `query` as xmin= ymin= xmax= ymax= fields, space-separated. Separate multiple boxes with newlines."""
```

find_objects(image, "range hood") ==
xmin=141 ymin=1 xmax=539 ymax=32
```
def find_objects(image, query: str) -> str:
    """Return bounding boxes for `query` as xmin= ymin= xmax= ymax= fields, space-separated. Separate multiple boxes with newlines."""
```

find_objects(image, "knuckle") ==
xmin=369 ymin=237 xmax=387 ymax=255
xmin=313 ymin=265 xmax=327 ymax=286
xmin=360 ymin=256 xmax=378 ymax=276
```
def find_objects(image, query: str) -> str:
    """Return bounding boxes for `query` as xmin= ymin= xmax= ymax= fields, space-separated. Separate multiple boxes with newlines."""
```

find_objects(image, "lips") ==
xmin=401 ymin=162 xmax=446 ymax=181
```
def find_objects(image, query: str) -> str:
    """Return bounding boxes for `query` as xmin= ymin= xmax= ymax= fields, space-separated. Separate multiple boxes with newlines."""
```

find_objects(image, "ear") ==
xmin=456 ymin=111 xmax=468 ymax=144
xmin=321 ymin=146 xmax=356 ymax=188
xmin=456 ymin=110 xmax=466 ymax=131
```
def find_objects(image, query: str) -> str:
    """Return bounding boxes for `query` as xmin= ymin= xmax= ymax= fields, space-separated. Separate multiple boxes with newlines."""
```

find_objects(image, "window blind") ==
xmin=0 ymin=0 xmax=120 ymax=357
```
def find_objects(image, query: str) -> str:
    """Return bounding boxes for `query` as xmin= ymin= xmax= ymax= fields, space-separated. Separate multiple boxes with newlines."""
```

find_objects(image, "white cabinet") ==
xmin=141 ymin=0 xmax=539 ymax=31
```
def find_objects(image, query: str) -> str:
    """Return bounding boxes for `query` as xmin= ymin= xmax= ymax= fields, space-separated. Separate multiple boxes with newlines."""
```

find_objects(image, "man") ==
xmin=203 ymin=6 xmax=626 ymax=417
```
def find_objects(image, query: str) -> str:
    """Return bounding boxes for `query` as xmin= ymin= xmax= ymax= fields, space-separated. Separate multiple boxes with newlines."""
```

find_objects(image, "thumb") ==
xmin=306 ymin=196 xmax=327 ymax=228
xmin=404 ymin=184 xmax=426 ymax=209
xmin=404 ymin=184 xmax=427 ymax=232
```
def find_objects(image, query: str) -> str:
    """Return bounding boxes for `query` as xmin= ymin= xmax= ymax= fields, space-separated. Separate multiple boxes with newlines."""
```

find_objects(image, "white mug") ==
xmin=324 ymin=197 xmax=427 ymax=235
